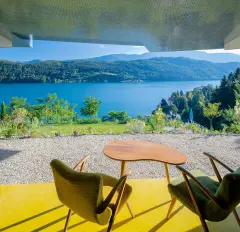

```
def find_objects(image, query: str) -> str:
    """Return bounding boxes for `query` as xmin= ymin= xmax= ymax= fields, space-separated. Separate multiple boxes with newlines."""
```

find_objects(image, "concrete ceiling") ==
xmin=0 ymin=0 xmax=240 ymax=51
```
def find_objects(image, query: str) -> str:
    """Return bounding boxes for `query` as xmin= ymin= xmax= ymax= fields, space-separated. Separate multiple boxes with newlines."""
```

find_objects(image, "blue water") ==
xmin=0 ymin=81 xmax=220 ymax=116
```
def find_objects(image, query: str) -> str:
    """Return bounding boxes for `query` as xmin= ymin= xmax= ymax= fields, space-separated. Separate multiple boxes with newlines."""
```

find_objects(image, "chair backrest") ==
xmin=204 ymin=168 xmax=240 ymax=221
xmin=50 ymin=159 xmax=104 ymax=223
xmin=215 ymin=168 xmax=240 ymax=211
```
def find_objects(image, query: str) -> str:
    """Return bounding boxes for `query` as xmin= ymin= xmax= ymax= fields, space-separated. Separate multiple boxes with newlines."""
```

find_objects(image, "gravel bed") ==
xmin=0 ymin=134 xmax=240 ymax=184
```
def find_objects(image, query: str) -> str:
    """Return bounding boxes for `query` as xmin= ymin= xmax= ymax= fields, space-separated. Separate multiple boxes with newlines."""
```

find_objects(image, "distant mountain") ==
xmin=87 ymin=54 xmax=142 ymax=62
xmin=24 ymin=59 xmax=42 ymax=63
xmin=0 ymin=57 xmax=239 ymax=83
xmin=88 ymin=51 xmax=240 ymax=63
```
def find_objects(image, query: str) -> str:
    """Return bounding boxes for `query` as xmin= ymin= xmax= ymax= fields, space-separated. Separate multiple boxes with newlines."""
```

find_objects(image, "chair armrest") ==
xmin=73 ymin=155 xmax=89 ymax=172
xmin=176 ymin=165 xmax=225 ymax=210
xmin=96 ymin=171 xmax=131 ymax=214
xmin=203 ymin=152 xmax=234 ymax=173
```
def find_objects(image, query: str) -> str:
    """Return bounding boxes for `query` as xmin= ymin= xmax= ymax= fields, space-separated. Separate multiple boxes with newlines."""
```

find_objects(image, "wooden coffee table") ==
xmin=104 ymin=140 xmax=187 ymax=184
xmin=104 ymin=140 xmax=187 ymax=218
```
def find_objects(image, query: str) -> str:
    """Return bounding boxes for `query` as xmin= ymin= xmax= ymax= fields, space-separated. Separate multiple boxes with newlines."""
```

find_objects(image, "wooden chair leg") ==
xmin=107 ymin=216 xmax=115 ymax=232
xmin=199 ymin=216 xmax=209 ymax=232
xmin=233 ymin=209 xmax=240 ymax=227
xmin=182 ymin=173 xmax=209 ymax=232
xmin=64 ymin=209 xmax=72 ymax=232
xmin=166 ymin=197 xmax=176 ymax=219
xmin=127 ymin=202 xmax=135 ymax=218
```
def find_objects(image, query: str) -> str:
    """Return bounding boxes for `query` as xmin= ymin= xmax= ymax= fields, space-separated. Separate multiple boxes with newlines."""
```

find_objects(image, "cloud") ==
xmin=100 ymin=45 xmax=105 ymax=48
xmin=199 ymin=49 xmax=240 ymax=55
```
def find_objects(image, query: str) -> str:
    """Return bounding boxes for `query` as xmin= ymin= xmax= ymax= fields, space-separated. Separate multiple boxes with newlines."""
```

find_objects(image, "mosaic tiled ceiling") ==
xmin=0 ymin=0 xmax=240 ymax=50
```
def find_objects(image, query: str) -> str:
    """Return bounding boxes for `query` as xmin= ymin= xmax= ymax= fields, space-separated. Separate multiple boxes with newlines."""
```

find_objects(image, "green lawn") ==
xmin=31 ymin=122 xmax=153 ymax=137
xmin=32 ymin=123 xmax=128 ymax=136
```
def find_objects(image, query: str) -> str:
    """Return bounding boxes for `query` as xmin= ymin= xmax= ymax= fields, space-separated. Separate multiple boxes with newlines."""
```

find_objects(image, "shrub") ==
xmin=31 ymin=117 xmax=40 ymax=129
xmin=126 ymin=119 xmax=145 ymax=133
xmin=73 ymin=130 xmax=79 ymax=136
xmin=149 ymin=108 xmax=166 ymax=133
xmin=11 ymin=108 xmax=28 ymax=126
xmin=55 ymin=132 xmax=61 ymax=136
xmin=102 ymin=110 xmax=130 ymax=123
xmin=186 ymin=123 xmax=203 ymax=134
xmin=0 ymin=121 xmax=18 ymax=137
xmin=77 ymin=117 xmax=101 ymax=124
xmin=223 ymin=123 xmax=240 ymax=134
xmin=167 ymin=119 xmax=184 ymax=128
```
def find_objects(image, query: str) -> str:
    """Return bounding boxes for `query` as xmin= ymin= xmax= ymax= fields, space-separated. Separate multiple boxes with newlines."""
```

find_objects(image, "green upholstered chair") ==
xmin=166 ymin=152 xmax=240 ymax=232
xmin=50 ymin=156 xmax=133 ymax=232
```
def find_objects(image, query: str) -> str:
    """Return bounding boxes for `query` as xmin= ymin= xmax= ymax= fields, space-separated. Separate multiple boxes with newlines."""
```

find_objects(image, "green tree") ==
xmin=11 ymin=108 xmax=28 ymax=128
xmin=42 ymin=76 xmax=47 ymax=83
xmin=80 ymin=96 xmax=101 ymax=117
xmin=1 ymin=101 xmax=6 ymax=120
xmin=9 ymin=97 xmax=27 ymax=111
xmin=160 ymin=98 xmax=168 ymax=107
xmin=162 ymin=104 xmax=178 ymax=115
xmin=150 ymin=107 xmax=166 ymax=133
xmin=234 ymin=100 xmax=240 ymax=123
xmin=201 ymin=102 xmax=221 ymax=130
xmin=36 ymin=98 xmax=43 ymax=104
xmin=178 ymin=96 xmax=188 ymax=113
xmin=213 ymin=69 xmax=240 ymax=110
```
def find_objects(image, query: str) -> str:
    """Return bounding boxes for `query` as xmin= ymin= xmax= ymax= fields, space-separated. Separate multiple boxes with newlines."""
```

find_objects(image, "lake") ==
xmin=0 ymin=81 xmax=220 ymax=116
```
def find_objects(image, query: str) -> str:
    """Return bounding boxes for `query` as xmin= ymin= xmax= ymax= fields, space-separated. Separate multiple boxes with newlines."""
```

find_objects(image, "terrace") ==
xmin=1 ymin=1 xmax=240 ymax=232
xmin=1 ymin=179 xmax=239 ymax=232
xmin=0 ymin=134 xmax=240 ymax=231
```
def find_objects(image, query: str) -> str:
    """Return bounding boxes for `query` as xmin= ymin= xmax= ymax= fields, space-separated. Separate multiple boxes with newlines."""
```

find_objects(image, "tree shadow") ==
xmin=0 ymin=148 xmax=20 ymax=161
xmin=97 ymin=200 xmax=171 ymax=232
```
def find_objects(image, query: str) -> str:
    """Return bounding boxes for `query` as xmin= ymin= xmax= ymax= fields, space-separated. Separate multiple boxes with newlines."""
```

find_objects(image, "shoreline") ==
xmin=0 ymin=79 xmax=221 ymax=84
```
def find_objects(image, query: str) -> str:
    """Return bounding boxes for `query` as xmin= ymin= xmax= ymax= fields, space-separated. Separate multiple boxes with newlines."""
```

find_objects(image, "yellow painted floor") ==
xmin=0 ymin=179 xmax=239 ymax=232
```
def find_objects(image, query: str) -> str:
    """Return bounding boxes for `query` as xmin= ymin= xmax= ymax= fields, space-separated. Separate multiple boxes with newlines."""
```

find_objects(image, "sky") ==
xmin=0 ymin=41 xmax=148 ymax=62
xmin=0 ymin=40 xmax=240 ymax=62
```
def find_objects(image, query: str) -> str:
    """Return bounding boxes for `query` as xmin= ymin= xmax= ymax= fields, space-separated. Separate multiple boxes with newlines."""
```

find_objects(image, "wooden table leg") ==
xmin=120 ymin=161 xmax=126 ymax=176
xmin=120 ymin=161 xmax=134 ymax=218
xmin=164 ymin=163 xmax=170 ymax=184
xmin=164 ymin=163 xmax=173 ymax=200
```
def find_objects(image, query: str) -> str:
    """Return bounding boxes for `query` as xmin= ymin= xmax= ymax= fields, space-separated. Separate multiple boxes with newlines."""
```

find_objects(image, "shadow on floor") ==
xmin=97 ymin=200 xmax=171 ymax=232
xmin=0 ymin=148 xmax=21 ymax=161
xmin=32 ymin=214 xmax=87 ymax=232
xmin=0 ymin=205 xmax=64 ymax=231
xmin=185 ymin=207 xmax=240 ymax=232
xmin=148 ymin=205 xmax=184 ymax=232
xmin=56 ymin=220 xmax=87 ymax=232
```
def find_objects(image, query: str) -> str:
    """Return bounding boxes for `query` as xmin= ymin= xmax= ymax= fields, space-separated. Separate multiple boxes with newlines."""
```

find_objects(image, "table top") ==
xmin=104 ymin=140 xmax=187 ymax=165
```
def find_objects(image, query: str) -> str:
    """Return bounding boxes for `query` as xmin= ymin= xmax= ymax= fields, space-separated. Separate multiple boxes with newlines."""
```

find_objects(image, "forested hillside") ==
xmin=0 ymin=57 xmax=239 ymax=83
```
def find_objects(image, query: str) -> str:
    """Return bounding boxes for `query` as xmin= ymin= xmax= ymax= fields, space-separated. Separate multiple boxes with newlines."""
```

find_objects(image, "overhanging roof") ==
xmin=0 ymin=0 xmax=240 ymax=51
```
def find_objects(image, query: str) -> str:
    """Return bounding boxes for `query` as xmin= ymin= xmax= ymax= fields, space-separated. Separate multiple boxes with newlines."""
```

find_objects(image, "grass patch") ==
xmin=35 ymin=122 xmax=128 ymax=136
